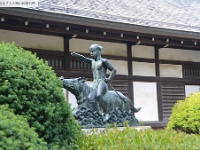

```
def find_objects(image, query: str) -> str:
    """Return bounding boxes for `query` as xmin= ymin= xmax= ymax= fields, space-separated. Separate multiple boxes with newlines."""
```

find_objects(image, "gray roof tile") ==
xmin=29 ymin=0 xmax=200 ymax=32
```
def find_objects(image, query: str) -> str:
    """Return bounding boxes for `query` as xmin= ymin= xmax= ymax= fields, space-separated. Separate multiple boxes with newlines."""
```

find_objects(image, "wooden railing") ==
xmin=70 ymin=58 xmax=91 ymax=71
xmin=29 ymin=49 xmax=91 ymax=71
xmin=183 ymin=65 xmax=200 ymax=78
xmin=29 ymin=49 xmax=65 ymax=70
xmin=42 ymin=55 xmax=64 ymax=70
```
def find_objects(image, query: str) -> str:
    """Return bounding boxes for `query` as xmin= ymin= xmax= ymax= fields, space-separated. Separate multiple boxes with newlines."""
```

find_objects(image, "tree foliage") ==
xmin=0 ymin=43 xmax=82 ymax=149
xmin=0 ymin=105 xmax=48 ymax=150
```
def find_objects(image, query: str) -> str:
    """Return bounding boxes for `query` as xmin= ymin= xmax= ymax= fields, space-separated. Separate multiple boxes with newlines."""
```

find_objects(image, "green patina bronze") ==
xmin=61 ymin=44 xmax=141 ymax=128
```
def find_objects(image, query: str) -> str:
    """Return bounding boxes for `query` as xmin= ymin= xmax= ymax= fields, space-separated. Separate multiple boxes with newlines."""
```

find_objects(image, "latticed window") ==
xmin=183 ymin=65 xmax=200 ymax=78
xmin=161 ymin=83 xmax=185 ymax=120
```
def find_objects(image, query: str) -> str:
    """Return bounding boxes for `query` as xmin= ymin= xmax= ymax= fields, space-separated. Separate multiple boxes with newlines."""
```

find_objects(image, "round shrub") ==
xmin=167 ymin=92 xmax=200 ymax=134
xmin=0 ymin=43 xmax=82 ymax=149
xmin=0 ymin=105 xmax=47 ymax=150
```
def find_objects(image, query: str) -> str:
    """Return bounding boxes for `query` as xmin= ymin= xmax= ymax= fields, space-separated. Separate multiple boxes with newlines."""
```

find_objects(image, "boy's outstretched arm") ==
xmin=71 ymin=52 xmax=91 ymax=64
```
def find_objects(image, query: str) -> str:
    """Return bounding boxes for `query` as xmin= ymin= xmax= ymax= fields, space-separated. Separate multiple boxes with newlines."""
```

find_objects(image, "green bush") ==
xmin=0 ymin=43 xmax=82 ymax=149
xmin=167 ymin=92 xmax=200 ymax=134
xmin=78 ymin=127 xmax=200 ymax=150
xmin=0 ymin=105 xmax=47 ymax=150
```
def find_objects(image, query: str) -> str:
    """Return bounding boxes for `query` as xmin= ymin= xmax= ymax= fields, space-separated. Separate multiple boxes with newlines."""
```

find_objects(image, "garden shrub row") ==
xmin=78 ymin=127 xmax=200 ymax=150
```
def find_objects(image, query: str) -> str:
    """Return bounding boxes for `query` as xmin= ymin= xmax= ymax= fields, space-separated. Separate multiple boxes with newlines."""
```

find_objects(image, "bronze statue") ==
xmin=61 ymin=44 xmax=141 ymax=128
xmin=71 ymin=44 xmax=116 ymax=102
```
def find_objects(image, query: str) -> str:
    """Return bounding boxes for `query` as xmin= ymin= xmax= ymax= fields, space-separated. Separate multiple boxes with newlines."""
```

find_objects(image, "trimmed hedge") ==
xmin=0 ymin=105 xmax=47 ymax=150
xmin=78 ymin=127 xmax=200 ymax=150
xmin=167 ymin=92 xmax=200 ymax=134
xmin=0 ymin=43 xmax=82 ymax=149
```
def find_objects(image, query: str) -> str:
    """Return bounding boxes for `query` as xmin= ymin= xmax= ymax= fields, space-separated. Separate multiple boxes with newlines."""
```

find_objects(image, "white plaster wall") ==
xmin=185 ymin=85 xmax=200 ymax=97
xmin=133 ymin=82 xmax=158 ymax=121
xmin=68 ymin=92 xmax=78 ymax=109
xmin=160 ymin=48 xmax=200 ymax=62
xmin=160 ymin=64 xmax=182 ymax=78
xmin=69 ymin=38 xmax=127 ymax=56
xmin=67 ymin=81 xmax=93 ymax=109
xmin=132 ymin=45 xmax=154 ymax=58
xmin=132 ymin=62 xmax=155 ymax=76
xmin=0 ymin=29 xmax=64 ymax=51
xmin=108 ymin=60 xmax=128 ymax=75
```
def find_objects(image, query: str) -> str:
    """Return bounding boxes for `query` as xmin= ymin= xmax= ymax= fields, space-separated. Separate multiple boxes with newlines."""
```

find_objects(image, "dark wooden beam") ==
xmin=133 ymin=57 xmax=200 ymax=65
xmin=0 ymin=23 xmax=65 ymax=36
xmin=127 ymin=42 xmax=134 ymax=102
xmin=1 ymin=13 xmax=200 ymax=50
xmin=155 ymin=46 xmax=163 ymax=121
xmin=64 ymin=36 xmax=70 ymax=70
xmin=1 ymin=7 xmax=200 ymax=41
xmin=127 ymin=43 xmax=133 ymax=75
xmin=155 ymin=46 xmax=160 ymax=77
xmin=130 ymin=76 xmax=200 ymax=84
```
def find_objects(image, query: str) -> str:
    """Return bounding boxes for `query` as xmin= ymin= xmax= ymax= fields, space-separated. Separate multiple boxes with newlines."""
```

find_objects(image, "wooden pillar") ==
xmin=127 ymin=42 xmax=134 ymax=103
xmin=155 ymin=46 xmax=163 ymax=121
xmin=63 ymin=35 xmax=71 ymax=71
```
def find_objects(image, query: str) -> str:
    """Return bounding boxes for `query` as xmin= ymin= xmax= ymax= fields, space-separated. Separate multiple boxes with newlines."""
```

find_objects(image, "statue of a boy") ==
xmin=71 ymin=44 xmax=117 ymax=101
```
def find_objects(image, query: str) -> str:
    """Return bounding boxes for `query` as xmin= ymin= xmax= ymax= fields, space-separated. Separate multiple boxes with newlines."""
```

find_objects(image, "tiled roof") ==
xmin=29 ymin=0 xmax=200 ymax=33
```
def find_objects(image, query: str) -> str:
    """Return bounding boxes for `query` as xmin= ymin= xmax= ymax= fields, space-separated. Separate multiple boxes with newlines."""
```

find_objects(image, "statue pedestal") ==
xmin=62 ymin=77 xmax=142 ymax=128
xmin=82 ymin=126 xmax=151 ymax=135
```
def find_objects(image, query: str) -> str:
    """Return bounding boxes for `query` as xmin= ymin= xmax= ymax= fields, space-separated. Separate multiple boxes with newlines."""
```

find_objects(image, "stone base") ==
xmin=82 ymin=126 xmax=151 ymax=135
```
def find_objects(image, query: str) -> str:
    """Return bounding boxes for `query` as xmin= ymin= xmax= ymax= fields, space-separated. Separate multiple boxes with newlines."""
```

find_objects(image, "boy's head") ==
xmin=89 ymin=44 xmax=103 ymax=52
